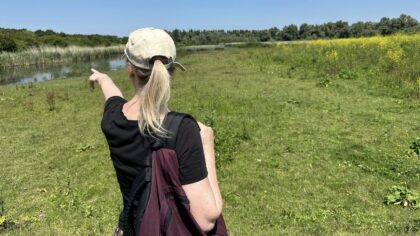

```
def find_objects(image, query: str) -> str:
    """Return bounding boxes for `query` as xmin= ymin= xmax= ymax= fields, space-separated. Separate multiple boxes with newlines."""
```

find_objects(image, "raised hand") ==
xmin=88 ymin=68 xmax=123 ymax=99
xmin=89 ymin=68 xmax=110 ymax=90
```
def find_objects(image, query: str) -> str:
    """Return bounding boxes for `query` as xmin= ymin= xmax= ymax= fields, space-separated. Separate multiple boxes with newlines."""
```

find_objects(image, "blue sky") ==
xmin=1 ymin=0 xmax=419 ymax=36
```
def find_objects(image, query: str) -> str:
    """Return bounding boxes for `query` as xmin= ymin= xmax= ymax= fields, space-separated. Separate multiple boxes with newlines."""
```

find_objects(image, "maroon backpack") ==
xmin=120 ymin=112 xmax=228 ymax=236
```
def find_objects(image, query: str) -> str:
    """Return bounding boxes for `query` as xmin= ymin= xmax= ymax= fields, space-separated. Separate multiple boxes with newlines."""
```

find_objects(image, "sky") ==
xmin=1 ymin=0 xmax=420 ymax=37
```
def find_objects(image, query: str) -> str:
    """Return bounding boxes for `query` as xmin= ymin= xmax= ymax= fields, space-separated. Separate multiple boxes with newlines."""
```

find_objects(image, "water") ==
xmin=0 ymin=56 xmax=127 ymax=85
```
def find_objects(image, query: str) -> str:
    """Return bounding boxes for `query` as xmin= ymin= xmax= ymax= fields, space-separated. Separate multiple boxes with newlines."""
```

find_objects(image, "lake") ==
xmin=0 ymin=56 xmax=126 ymax=85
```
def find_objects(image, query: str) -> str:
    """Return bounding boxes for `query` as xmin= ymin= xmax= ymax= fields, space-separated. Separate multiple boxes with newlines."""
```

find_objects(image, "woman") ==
xmin=89 ymin=28 xmax=223 ymax=234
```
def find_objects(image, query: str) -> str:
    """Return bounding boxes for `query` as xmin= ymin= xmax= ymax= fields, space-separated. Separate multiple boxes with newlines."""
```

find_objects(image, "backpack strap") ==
xmin=162 ymin=112 xmax=192 ymax=150
xmin=122 ymin=167 xmax=151 ymax=235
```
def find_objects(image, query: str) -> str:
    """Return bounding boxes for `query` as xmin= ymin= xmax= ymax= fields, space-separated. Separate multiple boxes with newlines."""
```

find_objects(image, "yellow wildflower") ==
xmin=386 ymin=46 xmax=404 ymax=64
xmin=326 ymin=50 xmax=338 ymax=61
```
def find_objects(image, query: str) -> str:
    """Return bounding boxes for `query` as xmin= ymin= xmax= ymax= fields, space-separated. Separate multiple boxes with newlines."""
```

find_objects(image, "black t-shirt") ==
xmin=100 ymin=96 xmax=208 ymax=202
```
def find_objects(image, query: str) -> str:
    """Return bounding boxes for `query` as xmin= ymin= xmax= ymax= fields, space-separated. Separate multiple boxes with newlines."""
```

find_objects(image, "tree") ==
xmin=0 ymin=35 xmax=17 ymax=52
xmin=258 ymin=30 xmax=271 ymax=42
xmin=299 ymin=23 xmax=310 ymax=39
xmin=350 ymin=21 xmax=379 ymax=37
xmin=268 ymin=27 xmax=280 ymax=40
xmin=378 ymin=17 xmax=393 ymax=35
xmin=335 ymin=21 xmax=350 ymax=38
xmin=171 ymin=29 xmax=181 ymax=43
xmin=282 ymin=24 xmax=299 ymax=41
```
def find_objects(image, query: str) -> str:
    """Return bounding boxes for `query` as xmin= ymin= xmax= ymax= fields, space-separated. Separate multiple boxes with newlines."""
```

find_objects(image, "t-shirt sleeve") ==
xmin=103 ymin=96 xmax=126 ymax=113
xmin=175 ymin=117 xmax=208 ymax=185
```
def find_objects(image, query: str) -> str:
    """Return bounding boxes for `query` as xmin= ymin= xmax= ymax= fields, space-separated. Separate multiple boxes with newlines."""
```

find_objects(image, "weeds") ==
xmin=234 ymin=77 xmax=240 ymax=88
xmin=409 ymin=137 xmax=420 ymax=156
xmin=24 ymin=101 xmax=34 ymax=111
xmin=64 ymin=90 xmax=69 ymax=101
xmin=240 ymin=121 xmax=250 ymax=141
xmin=401 ymin=219 xmax=420 ymax=234
xmin=417 ymin=78 xmax=420 ymax=98
xmin=0 ymin=196 xmax=4 ymax=216
xmin=384 ymin=186 xmax=419 ymax=209
xmin=0 ymin=196 xmax=19 ymax=232
xmin=191 ymin=83 xmax=198 ymax=92
xmin=200 ymin=108 xmax=250 ymax=167
xmin=338 ymin=69 xmax=359 ymax=80
xmin=316 ymin=78 xmax=331 ymax=88
xmin=286 ymin=97 xmax=301 ymax=105
xmin=46 ymin=91 xmax=56 ymax=111
xmin=203 ymin=109 xmax=216 ymax=128
xmin=58 ymin=90 xmax=70 ymax=101
xmin=76 ymin=143 xmax=94 ymax=153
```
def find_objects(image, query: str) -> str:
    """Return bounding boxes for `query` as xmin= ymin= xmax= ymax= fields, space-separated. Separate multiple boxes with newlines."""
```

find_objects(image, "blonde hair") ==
xmin=128 ymin=59 xmax=173 ymax=138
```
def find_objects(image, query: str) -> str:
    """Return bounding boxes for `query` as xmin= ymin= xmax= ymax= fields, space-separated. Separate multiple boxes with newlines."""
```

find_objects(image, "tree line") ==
xmin=1 ymin=14 xmax=419 ymax=52
xmin=0 ymin=28 xmax=127 ymax=52
xmin=169 ymin=14 xmax=420 ymax=45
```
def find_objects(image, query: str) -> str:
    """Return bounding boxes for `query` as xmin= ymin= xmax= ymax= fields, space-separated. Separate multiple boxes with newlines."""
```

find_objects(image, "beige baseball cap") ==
xmin=124 ymin=27 xmax=186 ymax=71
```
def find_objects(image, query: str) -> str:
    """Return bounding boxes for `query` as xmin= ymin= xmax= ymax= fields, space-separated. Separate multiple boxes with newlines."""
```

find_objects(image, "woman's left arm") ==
xmin=197 ymin=122 xmax=223 ymax=213
xmin=182 ymin=122 xmax=222 ymax=232
xmin=89 ymin=69 xmax=123 ymax=100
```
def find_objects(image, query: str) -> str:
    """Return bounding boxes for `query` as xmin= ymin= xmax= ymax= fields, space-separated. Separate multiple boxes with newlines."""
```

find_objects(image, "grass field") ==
xmin=0 ymin=36 xmax=419 ymax=235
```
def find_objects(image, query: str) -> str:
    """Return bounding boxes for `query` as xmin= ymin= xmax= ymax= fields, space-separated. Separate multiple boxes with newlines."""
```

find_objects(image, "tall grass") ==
xmin=0 ymin=45 xmax=124 ymax=68
xmin=272 ymin=33 xmax=420 ymax=98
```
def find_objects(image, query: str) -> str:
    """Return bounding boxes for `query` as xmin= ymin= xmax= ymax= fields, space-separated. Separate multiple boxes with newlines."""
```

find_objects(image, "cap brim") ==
xmin=170 ymin=62 xmax=186 ymax=71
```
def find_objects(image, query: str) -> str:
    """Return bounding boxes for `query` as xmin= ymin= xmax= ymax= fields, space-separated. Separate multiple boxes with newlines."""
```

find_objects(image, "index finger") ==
xmin=91 ymin=68 xmax=99 ymax=73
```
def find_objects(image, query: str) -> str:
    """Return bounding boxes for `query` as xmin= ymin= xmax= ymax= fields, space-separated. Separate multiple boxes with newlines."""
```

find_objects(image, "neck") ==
xmin=124 ymin=95 xmax=169 ymax=121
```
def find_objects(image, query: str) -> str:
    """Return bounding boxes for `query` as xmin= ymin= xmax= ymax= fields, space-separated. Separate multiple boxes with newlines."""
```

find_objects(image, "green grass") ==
xmin=0 ymin=47 xmax=419 ymax=235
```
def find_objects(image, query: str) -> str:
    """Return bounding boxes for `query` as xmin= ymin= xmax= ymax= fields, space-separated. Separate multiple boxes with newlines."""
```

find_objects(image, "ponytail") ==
xmin=138 ymin=60 xmax=171 ymax=138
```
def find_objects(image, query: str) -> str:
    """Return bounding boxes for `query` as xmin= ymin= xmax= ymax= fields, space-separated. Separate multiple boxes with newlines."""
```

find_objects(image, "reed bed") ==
xmin=0 ymin=45 xmax=124 ymax=68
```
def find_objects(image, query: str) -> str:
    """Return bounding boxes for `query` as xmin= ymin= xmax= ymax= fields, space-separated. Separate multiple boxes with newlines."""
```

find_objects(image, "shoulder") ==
xmin=177 ymin=115 xmax=213 ymax=144
xmin=165 ymin=112 xmax=200 ymax=135
xmin=179 ymin=115 xmax=199 ymax=131
xmin=169 ymin=112 xmax=202 ymax=149
xmin=104 ymin=96 xmax=126 ymax=112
